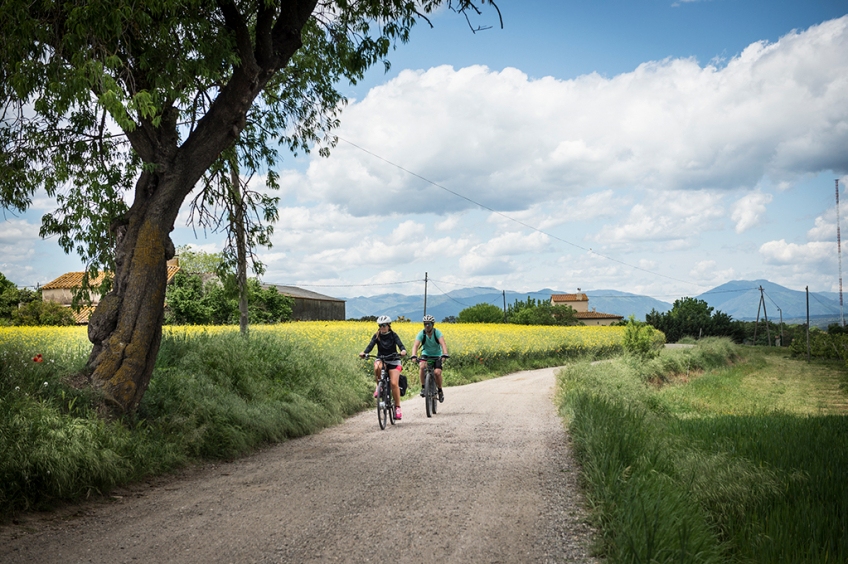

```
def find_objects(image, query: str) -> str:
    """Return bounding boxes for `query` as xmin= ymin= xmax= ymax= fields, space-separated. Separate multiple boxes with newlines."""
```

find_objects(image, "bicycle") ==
xmin=363 ymin=354 xmax=401 ymax=429
xmin=414 ymin=355 xmax=448 ymax=418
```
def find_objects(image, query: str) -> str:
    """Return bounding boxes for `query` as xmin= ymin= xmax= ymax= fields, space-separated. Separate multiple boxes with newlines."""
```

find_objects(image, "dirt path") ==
xmin=1 ymin=367 xmax=599 ymax=563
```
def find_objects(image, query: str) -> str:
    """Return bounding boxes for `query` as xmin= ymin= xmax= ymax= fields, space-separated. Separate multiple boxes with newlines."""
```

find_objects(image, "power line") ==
xmin=337 ymin=136 xmax=707 ymax=290
xmin=264 ymin=278 xmax=422 ymax=288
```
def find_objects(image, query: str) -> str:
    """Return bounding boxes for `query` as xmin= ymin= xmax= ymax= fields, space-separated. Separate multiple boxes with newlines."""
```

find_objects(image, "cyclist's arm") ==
xmin=411 ymin=338 xmax=421 ymax=358
xmin=437 ymin=335 xmax=448 ymax=356
xmin=362 ymin=333 xmax=378 ymax=356
xmin=395 ymin=334 xmax=407 ymax=356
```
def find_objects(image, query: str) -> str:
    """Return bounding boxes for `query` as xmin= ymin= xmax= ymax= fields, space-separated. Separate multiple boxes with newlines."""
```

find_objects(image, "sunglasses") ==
xmin=379 ymin=323 xmax=389 ymax=328
xmin=424 ymin=323 xmax=433 ymax=327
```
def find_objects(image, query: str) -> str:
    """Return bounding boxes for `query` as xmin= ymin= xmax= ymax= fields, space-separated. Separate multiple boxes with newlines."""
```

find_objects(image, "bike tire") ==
xmin=377 ymin=393 xmax=387 ymax=430
xmin=385 ymin=382 xmax=396 ymax=425
xmin=425 ymin=370 xmax=434 ymax=418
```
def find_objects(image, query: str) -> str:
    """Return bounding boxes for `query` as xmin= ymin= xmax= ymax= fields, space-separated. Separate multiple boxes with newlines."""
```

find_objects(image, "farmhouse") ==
xmin=41 ymin=259 xmax=181 ymax=324
xmin=550 ymin=293 xmax=624 ymax=327
xmin=262 ymin=285 xmax=345 ymax=321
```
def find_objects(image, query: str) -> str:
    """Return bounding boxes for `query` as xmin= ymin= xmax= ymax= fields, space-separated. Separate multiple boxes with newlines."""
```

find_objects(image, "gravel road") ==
xmin=1 ymin=366 xmax=599 ymax=563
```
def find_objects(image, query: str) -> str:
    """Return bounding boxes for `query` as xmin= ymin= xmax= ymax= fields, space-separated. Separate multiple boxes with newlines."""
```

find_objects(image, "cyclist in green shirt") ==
xmin=410 ymin=314 xmax=449 ymax=403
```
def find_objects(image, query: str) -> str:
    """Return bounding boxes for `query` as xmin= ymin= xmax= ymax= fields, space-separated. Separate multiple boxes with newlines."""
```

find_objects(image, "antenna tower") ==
xmin=838 ymin=179 xmax=844 ymax=327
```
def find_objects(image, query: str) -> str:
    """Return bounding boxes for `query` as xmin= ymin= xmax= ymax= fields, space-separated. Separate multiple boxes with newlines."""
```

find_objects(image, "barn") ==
xmin=264 ymin=285 xmax=345 ymax=321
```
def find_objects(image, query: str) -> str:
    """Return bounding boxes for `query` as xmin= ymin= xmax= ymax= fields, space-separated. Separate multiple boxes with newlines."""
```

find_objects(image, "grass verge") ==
xmin=557 ymin=339 xmax=848 ymax=563
xmin=0 ymin=324 xmax=621 ymax=517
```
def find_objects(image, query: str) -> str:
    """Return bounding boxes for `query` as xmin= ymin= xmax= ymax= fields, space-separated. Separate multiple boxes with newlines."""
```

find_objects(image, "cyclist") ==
xmin=359 ymin=315 xmax=407 ymax=420
xmin=410 ymin=314 xmax=449 ymax=403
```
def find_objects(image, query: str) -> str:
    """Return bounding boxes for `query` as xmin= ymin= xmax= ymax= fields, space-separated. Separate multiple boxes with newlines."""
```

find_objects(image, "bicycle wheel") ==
xmin=377 ymin=386 xmax=387 ymax=430
xmin=385 ymin=381 xmax=396 ymax=425
xmin=425 ymin=370 xmax=434 ymax=418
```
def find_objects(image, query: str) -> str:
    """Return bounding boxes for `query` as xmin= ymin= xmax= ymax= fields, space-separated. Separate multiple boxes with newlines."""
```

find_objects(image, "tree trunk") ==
xmin=229 ymin=159 xmax=249 ymax=336
xmin=86 ymin=171 xmax=178 ymax=413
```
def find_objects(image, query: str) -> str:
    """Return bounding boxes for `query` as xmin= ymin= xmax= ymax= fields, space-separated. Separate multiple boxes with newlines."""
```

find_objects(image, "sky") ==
xmin=3 ymin=0 xmax=848 ymax=304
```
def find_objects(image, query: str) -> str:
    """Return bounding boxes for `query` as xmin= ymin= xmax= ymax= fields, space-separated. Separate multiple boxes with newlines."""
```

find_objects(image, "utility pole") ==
xmin=423 ymin=272 xmax=428 ymax=317
xmin=753 ymin=286 xmax=771 ymax=346
xmin=806 ymin=286 xmax=811 ymax=362
xmin=837 ymin=179 xmax=844 ymax=326
xmin=502 ymin=290 xmax=507 ymax=322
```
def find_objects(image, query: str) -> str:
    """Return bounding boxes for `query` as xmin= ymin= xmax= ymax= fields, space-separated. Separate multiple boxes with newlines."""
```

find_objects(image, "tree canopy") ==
xmin=0 ymin=0 xmax=501 ymax=413
xmin=458 ymin=302 xmax=503 ymax=323
xmin=645 ymin=297 xmax=740 ymax=343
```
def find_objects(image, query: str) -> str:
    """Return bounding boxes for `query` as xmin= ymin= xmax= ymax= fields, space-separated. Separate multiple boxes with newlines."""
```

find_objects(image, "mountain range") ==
xmin=340 ymin=280 xmax=845 ymax=327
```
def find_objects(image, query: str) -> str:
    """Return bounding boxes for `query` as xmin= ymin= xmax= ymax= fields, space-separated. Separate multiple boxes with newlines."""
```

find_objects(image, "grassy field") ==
xmin=557 ymin=341 xmax=848 ymax=563
xmin=0 ymin=322 xmax=623 ymax=516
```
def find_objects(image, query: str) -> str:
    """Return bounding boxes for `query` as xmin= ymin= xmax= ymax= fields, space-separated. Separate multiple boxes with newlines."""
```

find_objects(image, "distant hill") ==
xmin=696 ymin=280 xmax=843 ymax=324
xmin=343 ymin=287 xmax=672 ymax=322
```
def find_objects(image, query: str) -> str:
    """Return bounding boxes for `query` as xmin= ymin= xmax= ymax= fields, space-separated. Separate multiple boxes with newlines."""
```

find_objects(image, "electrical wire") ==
xmin=337 ymin=135 xmax=707 ymax=290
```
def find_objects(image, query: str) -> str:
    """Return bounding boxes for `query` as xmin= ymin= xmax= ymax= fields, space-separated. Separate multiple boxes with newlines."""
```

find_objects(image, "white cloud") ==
xmin=0 ymin=219 xmax=39 ymax=262
xmin=731 ymin=191 xmax=773 ymax=233
xmin=594 ymin=190 xmax=725 ymax=249
xmin=807 ymin=212 xmax=836 ymax=242
xmin=291 ymin=16 xmax=848 ymax=216
xmin=759 ymin=239 xmax=835 ymax=266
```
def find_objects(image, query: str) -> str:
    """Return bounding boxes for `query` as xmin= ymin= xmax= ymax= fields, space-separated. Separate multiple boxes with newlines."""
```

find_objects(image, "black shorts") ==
xmin=419 ymin=357 xmax=443 ymax=370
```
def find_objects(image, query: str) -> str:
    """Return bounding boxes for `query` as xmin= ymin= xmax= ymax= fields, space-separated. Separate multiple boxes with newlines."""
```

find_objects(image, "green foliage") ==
xmin=622 ymin=315 xmax=665 ymax=359
xmin=11 ymin=300 xmax=76 ymax=327
xmin=557 ymin=341 xmax=848 ymax=563
xmin=458 ymin=302 xmax=503 ymax=323
xmin=0 ymin=0 xmax=502 ymax=282
xmin=505 ymin=297 xmax=580 ymax=326
xmin=174 ymin=245 xmax=225 ymax=276
xmin=164 ymin=273 xmax=293 ymax=325
xmin=646 ymin=297 xmax=743 ymax=343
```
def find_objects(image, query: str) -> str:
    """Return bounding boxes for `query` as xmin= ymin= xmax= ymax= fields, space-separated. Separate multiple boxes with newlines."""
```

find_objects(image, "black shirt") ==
xmin=364 ymin=330 xmax=406 ymax=358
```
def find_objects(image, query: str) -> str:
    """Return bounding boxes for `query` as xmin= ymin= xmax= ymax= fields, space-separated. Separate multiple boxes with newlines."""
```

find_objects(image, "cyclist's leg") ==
xmin=418 ymin=360 xmax=426 ymax=386
xmin=434 ymin=358 xmax=444 ymax=388
xmin=373 ymin=360 xmax=382 ymax=382
xmin=389 ymin=367 xmax=402 ymax=411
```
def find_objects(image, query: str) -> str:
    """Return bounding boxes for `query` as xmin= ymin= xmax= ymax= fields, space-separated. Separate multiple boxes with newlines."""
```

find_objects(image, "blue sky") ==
xmin=4 ymin=0 xmax=848 ymax=303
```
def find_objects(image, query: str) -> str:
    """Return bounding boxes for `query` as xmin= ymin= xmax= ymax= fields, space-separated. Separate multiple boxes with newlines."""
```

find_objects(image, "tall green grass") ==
xmin=0 ymin=331 xmax=374 ymax=515
xmin=557 ymin=339 xmax=848 ymax=563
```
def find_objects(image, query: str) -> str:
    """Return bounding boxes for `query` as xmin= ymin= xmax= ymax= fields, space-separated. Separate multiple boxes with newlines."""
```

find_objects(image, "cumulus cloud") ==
xmin=731 ymin=191 xmax=773 ymax=233
xmin=0 ymin=219 xmax=39 ymax=262
xmin=292 ymin=16 xmax=848 ymax=216
xmin=760 ymin=239 xmax=835 ymax=266
xmin=594 ymin=190 xmax=725 ymax=249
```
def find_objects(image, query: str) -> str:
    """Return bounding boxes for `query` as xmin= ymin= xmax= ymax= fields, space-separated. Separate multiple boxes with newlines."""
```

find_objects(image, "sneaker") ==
xmin=395 ymin=407 xmax=402 ymax=420
xmin=438 ymin=388 xmax=444 ymax=403
xmin=419 ymin=389 xmax=426 ymax=398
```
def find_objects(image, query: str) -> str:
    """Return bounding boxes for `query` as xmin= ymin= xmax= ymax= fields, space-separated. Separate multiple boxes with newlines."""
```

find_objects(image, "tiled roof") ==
xmin=575 ymin=311 xmax=624 ymax=319
xmin=551 ymin=293 xmax=588 ymax=302
xmin=71 ymin=306 xmax=95 ymax=325
xmin=42 ymin=266 xmax=180 ymax=289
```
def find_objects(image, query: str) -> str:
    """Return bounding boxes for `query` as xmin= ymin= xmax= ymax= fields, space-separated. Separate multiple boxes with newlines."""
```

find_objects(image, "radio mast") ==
xmin=838 ymin=179 xmax=844 ymax=327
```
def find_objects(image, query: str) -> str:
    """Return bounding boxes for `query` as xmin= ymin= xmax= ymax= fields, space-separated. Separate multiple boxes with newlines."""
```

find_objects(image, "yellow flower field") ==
xmin=0 ymin=322 xmax=624 ymax=367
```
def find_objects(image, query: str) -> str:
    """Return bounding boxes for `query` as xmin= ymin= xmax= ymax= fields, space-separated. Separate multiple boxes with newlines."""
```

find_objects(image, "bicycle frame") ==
xmin=419 ymin=355 xmax=441 ymax=418
xmin=365 ymin=354 xmax=400 ymax=429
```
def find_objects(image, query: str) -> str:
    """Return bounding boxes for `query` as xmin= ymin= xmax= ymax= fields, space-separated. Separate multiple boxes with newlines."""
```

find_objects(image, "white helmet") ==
xmin=422 ymin=314 xmax=435 ymax=324
xmin=376 ymin=315 xmax=392 ymax=325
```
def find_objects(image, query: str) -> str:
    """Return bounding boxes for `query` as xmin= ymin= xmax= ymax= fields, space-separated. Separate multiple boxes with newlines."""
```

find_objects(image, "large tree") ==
xmin=1 ymin=0 xmax=499 ymax=413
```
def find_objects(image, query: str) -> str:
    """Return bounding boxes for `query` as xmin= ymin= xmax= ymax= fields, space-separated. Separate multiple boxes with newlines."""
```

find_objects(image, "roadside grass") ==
xmin=0 ymin=323 xmax=622 ymax=517
xmin=557 ymin=340 xmax=848 ymax=563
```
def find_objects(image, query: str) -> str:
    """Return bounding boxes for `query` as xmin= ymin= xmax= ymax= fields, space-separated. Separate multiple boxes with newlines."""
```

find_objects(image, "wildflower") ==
xmin=33 ymin=353 xmax=43 ymax=363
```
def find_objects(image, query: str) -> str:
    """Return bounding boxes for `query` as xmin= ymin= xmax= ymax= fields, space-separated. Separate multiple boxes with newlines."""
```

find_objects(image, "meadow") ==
xmin=0 ymin=321 xmax=623 ymax=515
xmin=557 ymin=340 xmax=848 ymax=563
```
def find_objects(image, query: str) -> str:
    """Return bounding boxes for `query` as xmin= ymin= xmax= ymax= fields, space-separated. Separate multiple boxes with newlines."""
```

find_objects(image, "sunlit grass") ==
xmin=558 ymin=340 xmax=848 ymax=563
